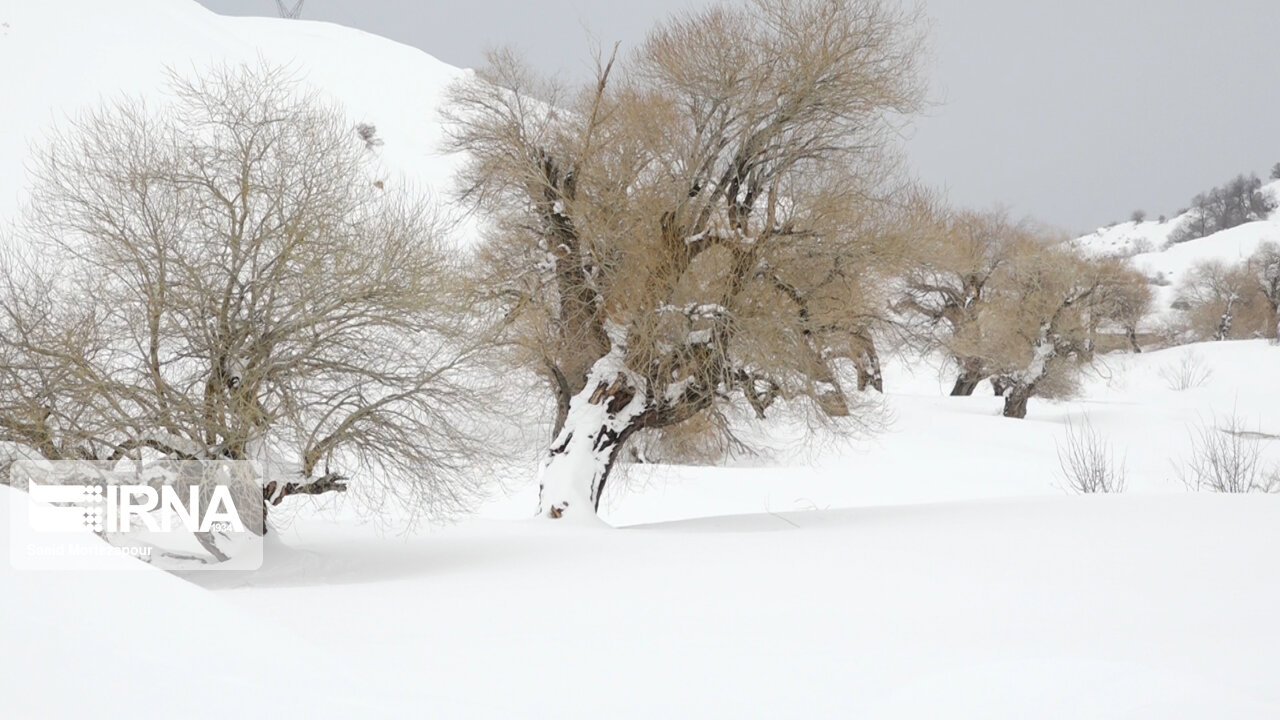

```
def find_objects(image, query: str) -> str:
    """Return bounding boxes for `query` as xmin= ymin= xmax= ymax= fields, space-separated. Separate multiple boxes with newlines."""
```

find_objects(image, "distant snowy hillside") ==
xmin=0 ymin=0 xmax=468 ymax=223
xmin=1071 ymin=179 xmax=1280 ymax=261
xmin=1068 ymin=179 xmax=1280 ymax=323
xmin=1071 ymin=215 xmax=1180 ymax=259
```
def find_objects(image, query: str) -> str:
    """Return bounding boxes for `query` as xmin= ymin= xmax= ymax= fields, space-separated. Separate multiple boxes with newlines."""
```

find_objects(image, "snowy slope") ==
xmin=1070 ymin=216 xmax=1179 ymax=259
xmin=1068 ymin=180 xmax=1280 ymax=325
xmin=0 ymin=486 xmax=495 ymax=717
xmin=1071 ymin=180 xmax=1280 ymax=261
xmin=0 ymin=0 xmax=468 ymax=224
xmin=7 ymin=341 xmax=1280 ymax=719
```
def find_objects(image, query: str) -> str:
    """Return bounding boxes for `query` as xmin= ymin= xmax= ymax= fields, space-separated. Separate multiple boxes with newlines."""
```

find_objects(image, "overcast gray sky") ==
xmin=197 ymin=0 xmax=1279 ymax=233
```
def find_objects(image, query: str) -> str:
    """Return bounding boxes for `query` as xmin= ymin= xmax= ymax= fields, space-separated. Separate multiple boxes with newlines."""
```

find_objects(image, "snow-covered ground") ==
xmin=3 ymin=1 xmax=1280 ymax=717
xmin=5 ymin=341 xmax=1280 ymax=719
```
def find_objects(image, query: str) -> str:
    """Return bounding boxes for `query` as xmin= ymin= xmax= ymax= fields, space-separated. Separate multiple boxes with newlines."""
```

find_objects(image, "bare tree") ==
xmin=1168 ymin=174 xmax=1276 ymax=244
xmin=0 ymin=64 xmax=498 ymax=547
xmin=896 ymin=209 xmax=1028 ymax=395
xmin=946 ymin=240 xmax=1117 ymax=419
xmin=1174 ymin=259 xmax=1264 ymax=341
xmin=1246 ymin=241 xmax=1280 ymax=337
xmin=446 ymin=0 xmax=925 ymax=519
xmin=1086 ymin=258 xmax=1152 ymax=353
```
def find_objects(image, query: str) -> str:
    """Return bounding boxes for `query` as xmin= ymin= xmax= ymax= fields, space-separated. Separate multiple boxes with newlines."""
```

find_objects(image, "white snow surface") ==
xmin=3 ymin=1 xmax=1280 ymax=717
xmin=0 ymin=0 xmax=468 ymax=225
xmin=5 ymin=341 xmax=1280 ymax=719
xmin=1071 ymin=217 xmax=1179 ymax=259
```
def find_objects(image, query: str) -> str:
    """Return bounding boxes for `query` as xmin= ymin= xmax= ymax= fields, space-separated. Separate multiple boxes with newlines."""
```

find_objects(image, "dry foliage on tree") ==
xmin=446 ymin=0 xmax=927 ymax=518
xmin=898 ymin=207 xmax=1151 ymax=415
xmin=952 ymin=240 xmax=1144 ymax=417
xmin=0 ymin=65 xmax=499 ymax=544
xmin=1173 ymin=255 xmax=1276 ymax=342
xmin=897 ymin=209 xmax=1033 ymax=396
xmin=1088 ymin=260 xmax=1153 ymax=353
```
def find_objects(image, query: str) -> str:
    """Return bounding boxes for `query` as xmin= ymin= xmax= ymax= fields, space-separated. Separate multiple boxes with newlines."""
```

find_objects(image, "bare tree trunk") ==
xmin=950 ymin=358 xmax=986 ymax=396
xmin=1001 ymin=320 xmax=1057 ymax=419
xmin=991 ymin=375 xmax=1010 ymax=397
xmin=1127 ymin=327 xmax=1142 ymax=353
xmin=803 ymin=339 xmax=849 ymax=417
xmin=1002 ymin=385 xmax=1032 ymax=418
xmin=814 ymin=367 xmax=850 ymax=417
xmin=855 ymin=335 xmax=883 ymax=393
xmin=739 ymin=371 xmax=780 ymax=419
xmin=537 ymin=360 xmax=647 ymax=520
xmin=1215 ymin=297 xmax=1235 ymax=341
xmin=949 ymin=374 xmax=980 ymax=396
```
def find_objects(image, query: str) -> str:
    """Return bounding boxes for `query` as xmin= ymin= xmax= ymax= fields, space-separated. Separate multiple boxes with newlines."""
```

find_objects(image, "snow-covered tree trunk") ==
xmin=1001 ymin=321 xmax=1055 ymax=419
xmin=537 ymin=341 xmax=648 ymax=520
xmin=855 ymin=334 xmax=883 ymax=393
xmin=1215 ymin=294 xmax=1236 ymax=341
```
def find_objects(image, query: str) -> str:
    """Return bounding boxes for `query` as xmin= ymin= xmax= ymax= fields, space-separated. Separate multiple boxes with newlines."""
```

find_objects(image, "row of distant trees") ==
xmin=1166 ymin=172 xmax=1277 ymax=244
xmin=0 ymin=0 xmax=1214 ymax=536
xmin=1171 ymin=244 xmax=1280 ymax=342
xmin=898 ymin=211 xmax=1150 ymax=417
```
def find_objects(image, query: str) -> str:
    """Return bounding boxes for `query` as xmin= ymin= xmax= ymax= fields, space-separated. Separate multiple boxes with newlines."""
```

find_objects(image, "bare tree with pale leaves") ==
xmin=896 ymin=209 xmax=1028 ymax=396
xmin=0 ymin=65 xmax=499 ymax=551
xmin=1174 ymin=259 xmax=1263 ymax=342
xmin=446 ymin=0 xmax=926 ymax=519
xmin=946 ymin=239 xmax=1125 ymax=418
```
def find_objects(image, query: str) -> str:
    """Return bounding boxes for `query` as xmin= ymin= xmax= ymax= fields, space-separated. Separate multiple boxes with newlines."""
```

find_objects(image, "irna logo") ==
xmin=26 ymin=482 xmax=247 ymax=534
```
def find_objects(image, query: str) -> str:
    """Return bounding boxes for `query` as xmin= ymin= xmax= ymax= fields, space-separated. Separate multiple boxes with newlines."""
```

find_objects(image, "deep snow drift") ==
xmin=5 ymin=340 xmax=1279 ymax=719
xmin=3 ymin=1 xmax=1280 ymax=718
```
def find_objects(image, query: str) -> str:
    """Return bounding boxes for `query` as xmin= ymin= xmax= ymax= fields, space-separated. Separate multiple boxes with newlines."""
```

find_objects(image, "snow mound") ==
xmin=0 ymin=0 xmax=468 ymax=223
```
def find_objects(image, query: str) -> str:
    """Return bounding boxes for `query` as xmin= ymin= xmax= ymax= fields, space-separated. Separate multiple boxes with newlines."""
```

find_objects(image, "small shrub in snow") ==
xmin=1157 ymin=352 xmax=1213 ymax=391
xmin=1179 ymin=412 xmax=1280 ymax=494
xmin=1130 ymin=209 xmax=1146 ymax=223
xmin=1056 ymin=417 xmax=1125 ymax=494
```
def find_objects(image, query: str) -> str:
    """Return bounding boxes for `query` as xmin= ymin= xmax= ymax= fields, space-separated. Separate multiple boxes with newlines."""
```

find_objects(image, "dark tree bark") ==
xmin=1002 ymin=386 xmax=1031 ymax=419
xmin=1127 ymin=328 xmax=1142 ymax=353
xmin=950 ymin=374 xmax=980 ymax=397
